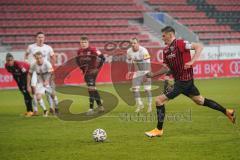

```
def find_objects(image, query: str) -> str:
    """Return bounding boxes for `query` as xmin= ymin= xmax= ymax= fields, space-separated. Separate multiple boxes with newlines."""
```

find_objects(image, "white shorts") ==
xmin=31 ymin=71 xmax=37 ymax=87
xmin=36 ymin=83 xmax=53 ymax=95
xmin=132 ymin=71 xmax=151 ymax=90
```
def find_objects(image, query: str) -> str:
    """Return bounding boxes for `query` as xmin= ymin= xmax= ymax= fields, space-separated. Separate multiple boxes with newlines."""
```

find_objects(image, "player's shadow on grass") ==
xmin=54 ymin=57 xmax=118 ymax=121
xmin=54 ymin=56 xmax=167 ymax=121
xmin=56 ymin=86 xmax=118 ymax=121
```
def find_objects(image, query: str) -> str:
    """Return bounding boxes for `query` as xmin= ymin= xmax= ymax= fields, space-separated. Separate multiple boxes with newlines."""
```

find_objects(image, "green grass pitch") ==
xmin=0 ymin=78 xmax=240 ymax=160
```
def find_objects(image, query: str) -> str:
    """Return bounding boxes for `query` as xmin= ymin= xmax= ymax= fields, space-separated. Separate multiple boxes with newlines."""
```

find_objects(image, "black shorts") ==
xmin=165 ymin=79 xmax=200 ymax=99
xmin=84 ymin=74 xmax=97 ymax=87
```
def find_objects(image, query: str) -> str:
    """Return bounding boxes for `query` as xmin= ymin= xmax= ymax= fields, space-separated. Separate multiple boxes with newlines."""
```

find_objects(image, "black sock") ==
xmin=24 ymin=94 xmax=33 ymax=112
xmin=88 ymin=91 xmax=95 ymax=109
xmin=203 ymin=98 xmax=226 ymax=114
xmin=157 ymin=105 xmax=165 ymax=130
xmin=94 ymin=90 xmax=102 ymax=106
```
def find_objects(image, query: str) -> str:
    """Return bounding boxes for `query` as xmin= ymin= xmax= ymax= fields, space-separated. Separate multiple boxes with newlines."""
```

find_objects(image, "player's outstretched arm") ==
xmin=93 ymin=54 xmax=106 ymax=74
xmin=25 ymin=45 xmax=31 ymax=62
xmin=97 ymin=54 xmax=105 ymax=69
xmin=50 ymin=54 xmax=56 ymax=68
xmin=184 ymin=42 xmax=203 ymax=69
xmin=146 ymin=64 xmax=170 ymax=78
xmin=48 ymin=46 xmax=56 ymax=68
xmin=75 ymin=56 xmax=81 ymax=67
xmin=24 ymin=52 xmax=29 ymax=62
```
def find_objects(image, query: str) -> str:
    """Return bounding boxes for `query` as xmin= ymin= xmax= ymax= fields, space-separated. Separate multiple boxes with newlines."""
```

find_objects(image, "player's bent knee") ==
xmin=51 ymin=94 xmax=55 ymax=98
xmin=155 ymin=95 xmax=165 ymax=106
xmin=132 ymin=87 xmax=140 ymax=92
xmin=144 ymin=89 xmax=151 ymax=94
xmin=192 ymin=96 xmax=204 ymax=105
xmin=88 ymin=86 xmax=96 ymax=91
xmin=31 ymin=87 xmax=36 ymax=94
xmin=36 ymin=94 xmax=42 ymax=101
xmin=144 ymin=85 xmax=151 ymax=91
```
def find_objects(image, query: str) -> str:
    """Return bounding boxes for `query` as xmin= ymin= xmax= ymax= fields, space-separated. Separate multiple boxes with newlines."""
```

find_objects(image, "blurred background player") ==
xmin=126 ymin=38 xmax=152 ymax=113
xmin=24 ymin=32 xmax=56 ymax=115
xmin=27 ymin=52 xmax=58 ymax=117
xmin=5 ymin=53 xmax=33 ymax=117
xmin=76 ymin=36 xmax=105 ymax=115
xmin=145 ymin=26 xmax=236 ymax=137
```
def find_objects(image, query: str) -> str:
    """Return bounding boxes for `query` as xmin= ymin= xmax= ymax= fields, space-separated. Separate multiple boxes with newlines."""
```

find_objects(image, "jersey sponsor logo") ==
xmin=166 ymin=52 xmax=176 ymax=59
xmin=81 ymin=56 xmax=92 ymax=61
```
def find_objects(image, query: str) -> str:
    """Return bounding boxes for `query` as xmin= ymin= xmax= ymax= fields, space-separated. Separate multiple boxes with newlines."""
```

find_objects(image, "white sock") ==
xmin=148 ymin=103 xmax=152 ymax=109
xmin=38 ymin=99 xmax=46 ymax=111
xmin=33 ymin=95 xmax=38 ymax=112
xmin=47 ymin=94 xmax=54 ymax=109
xmin=136 ymin=97 xmax=143 ymax=107
xmin=146 ymin=90 xmax=152 ymax=108
xmin=134 ymin=90 xmax=143 ymax=107
xmin=54 ymin=96 xmax=58 ymax=108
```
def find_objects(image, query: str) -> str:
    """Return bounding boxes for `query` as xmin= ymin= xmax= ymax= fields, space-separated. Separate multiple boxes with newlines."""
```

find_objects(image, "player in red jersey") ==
xmin=76 ymin=36 xmax=105 ymax=115
xmin=145 ymin=26 xmax=236 ymax=137
xmin=5 ymin=53 xmax=33 ymax=117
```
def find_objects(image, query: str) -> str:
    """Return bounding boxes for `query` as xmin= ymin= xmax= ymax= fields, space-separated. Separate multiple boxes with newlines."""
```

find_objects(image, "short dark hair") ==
xmin=36 ymin=31 xmax=45 ymax=37
xmin=80 ymin=36 xmax=89 ymax=41
xmin=34 ymin=51 xmax=43 ymax=57
xmin=161 ymin=26 xmax=175 ymax=34
xmin=6 ymin=53 xmax=13 ymax=60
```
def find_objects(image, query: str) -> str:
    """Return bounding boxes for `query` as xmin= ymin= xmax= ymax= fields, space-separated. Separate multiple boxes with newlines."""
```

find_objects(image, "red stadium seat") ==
xmin=147 ymin=0 xmax=240 ymax=44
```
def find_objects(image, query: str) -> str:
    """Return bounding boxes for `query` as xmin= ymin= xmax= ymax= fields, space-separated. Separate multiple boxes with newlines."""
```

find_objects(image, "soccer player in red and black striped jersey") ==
xmin=76 ymin=36 xmax=105 ymax=115
xmin=5 ymin=53 xmax=33 ymax=117
xmin=145 ymin=26 xmax=236 ymax=137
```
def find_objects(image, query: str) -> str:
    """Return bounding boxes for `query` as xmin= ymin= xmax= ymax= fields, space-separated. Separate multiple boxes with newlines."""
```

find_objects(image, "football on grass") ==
xmin=92 ymin=128 xmax=107 ymax=142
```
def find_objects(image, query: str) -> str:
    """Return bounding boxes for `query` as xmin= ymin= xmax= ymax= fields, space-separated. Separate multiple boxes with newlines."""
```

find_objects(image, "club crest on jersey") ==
xmin=21 ymin=68 xmax=26 ymax=73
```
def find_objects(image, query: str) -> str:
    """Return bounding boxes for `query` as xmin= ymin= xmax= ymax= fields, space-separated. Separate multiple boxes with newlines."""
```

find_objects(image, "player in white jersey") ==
xmin=24 ymin=32 xmax=56 ymax=115
xmin=126 ymin=38 xmax=152 ymax=113
xmin=27 ymin=52 xmax=58 ymax=117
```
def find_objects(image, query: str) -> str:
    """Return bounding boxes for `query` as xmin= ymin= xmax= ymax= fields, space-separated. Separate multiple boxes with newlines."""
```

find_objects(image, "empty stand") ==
xmin=0 ymin=0 xmax=161 ymax=50
xmin=147 ymin=0 xmax=240 ymax=44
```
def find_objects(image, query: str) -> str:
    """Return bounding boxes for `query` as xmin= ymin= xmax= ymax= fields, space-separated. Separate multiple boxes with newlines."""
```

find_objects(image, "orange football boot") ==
xmin=145 ymin=128 xmax=163 ymax=137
